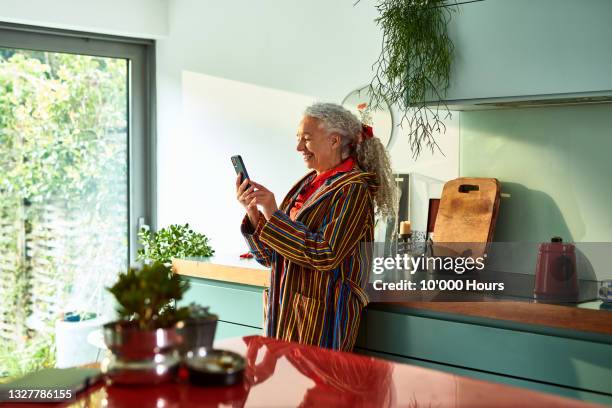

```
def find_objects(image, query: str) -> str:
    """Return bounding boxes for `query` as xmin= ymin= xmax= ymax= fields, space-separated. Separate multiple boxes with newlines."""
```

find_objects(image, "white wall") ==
xmin=169 ymin=72 xmax=316 ymax=254
xmin=156 ymin=0 xmax=459 ymax=253
xmin=1 ymin=0 xmax=459 ymax=252
xmin=0 ymin=0 xmax=168 ymax=38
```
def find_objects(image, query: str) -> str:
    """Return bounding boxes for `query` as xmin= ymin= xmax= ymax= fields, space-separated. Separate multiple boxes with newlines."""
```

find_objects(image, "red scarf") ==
xmin=289 ymin=157 xmax=355 ymax=221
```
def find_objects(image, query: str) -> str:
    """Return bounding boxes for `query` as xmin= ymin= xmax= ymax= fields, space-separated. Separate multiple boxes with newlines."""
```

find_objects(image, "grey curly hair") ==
xmin=303 ymin=102 xmax=398 ymax=219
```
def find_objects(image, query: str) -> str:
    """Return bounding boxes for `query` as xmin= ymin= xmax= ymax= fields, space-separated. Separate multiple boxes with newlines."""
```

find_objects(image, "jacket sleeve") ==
xmin=241 ymin=211 xmax=274 ymax=267
xmin=258 ymin=182 xmax=372 ymax=271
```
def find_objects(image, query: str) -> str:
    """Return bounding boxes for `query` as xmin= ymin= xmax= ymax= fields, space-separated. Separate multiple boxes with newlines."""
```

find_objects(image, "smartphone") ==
xmin=231 ymin=155 xmax=250 ymax=186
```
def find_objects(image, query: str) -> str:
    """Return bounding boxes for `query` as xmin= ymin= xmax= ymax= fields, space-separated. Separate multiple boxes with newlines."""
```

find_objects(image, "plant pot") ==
xmin=101 ymin=321 xmax=182 ymax=385
xmin=177 ymin=314 xmax=218 ymax=356
xmin=55 ymin=312 xmax=104 ymax=368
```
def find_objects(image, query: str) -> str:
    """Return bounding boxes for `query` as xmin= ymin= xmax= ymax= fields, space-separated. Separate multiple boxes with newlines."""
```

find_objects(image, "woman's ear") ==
xmin=329 ymin=133 xmax=342 ymax=150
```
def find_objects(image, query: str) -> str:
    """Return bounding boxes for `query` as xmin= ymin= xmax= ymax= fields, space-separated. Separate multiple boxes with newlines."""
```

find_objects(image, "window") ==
xmin=0 ymin=23 xmax=155 ymax=378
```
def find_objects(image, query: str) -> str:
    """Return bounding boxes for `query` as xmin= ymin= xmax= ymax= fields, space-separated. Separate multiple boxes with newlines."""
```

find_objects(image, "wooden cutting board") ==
xmin=433 ymin=177 xmax=501 ymax=244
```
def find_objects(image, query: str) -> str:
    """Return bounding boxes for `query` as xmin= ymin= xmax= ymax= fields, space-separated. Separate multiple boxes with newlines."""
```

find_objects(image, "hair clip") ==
xmin=361 ymin=124 xmax=374 ymax=140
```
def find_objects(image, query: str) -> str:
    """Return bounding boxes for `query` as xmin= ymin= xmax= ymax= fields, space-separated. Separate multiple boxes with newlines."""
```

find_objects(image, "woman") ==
xmin=236 ymin=102 xmax=396 ymax=352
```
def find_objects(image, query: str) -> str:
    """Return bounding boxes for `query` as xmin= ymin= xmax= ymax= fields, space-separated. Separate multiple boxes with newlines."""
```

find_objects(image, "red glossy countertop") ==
xmin=9 ymin=335 xmax=604 ymax=408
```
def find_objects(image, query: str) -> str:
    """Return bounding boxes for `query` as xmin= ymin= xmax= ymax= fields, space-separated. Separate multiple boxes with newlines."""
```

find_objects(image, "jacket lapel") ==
xmin=279 ymin=171 xmax=315 ymax=213
xmin=278 ymin=166 xmax=376 ymax=222
xmin=293 ymin=168 xmax=363 ymax=221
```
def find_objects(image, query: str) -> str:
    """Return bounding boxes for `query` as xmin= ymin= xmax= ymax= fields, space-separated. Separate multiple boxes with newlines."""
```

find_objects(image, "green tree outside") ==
xmin=0 ymin=49 xmax=128 ymax=379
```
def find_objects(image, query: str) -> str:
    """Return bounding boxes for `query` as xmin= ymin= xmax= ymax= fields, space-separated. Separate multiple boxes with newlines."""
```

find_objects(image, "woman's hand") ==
xmin=244 ymin=180 xmax=278 ymax=221
xmin=236 ymin=175 xmax=259 ymax=226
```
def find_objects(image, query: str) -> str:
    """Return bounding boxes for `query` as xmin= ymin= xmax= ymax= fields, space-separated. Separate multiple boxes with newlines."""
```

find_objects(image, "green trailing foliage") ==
xmin=362 ymin=0 xmax=458 ymax=158
xmin=137 ymin=223 xmax=215 ymax=265
xmin=107 ymin=262 xmax=190 ymax=330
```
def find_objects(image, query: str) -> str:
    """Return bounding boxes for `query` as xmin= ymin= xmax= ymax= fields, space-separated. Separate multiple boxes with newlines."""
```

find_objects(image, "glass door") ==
xmin=0 ymin=26 xmax=154 ymax=379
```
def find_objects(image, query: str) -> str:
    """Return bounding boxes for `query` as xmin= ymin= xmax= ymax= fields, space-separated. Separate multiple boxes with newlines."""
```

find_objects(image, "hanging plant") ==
xmin=360 ymin=0 xmax=458 ymax=158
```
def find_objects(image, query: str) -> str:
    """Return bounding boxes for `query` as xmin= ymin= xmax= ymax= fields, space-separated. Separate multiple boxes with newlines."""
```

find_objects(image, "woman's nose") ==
xmin=296 ymin=140 xmax=304 ymax=151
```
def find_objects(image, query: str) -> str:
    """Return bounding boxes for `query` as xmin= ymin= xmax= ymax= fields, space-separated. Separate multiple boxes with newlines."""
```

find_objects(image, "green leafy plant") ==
xmin=361 ymin=0 xmax=458 ymax=158
xmin=0 ymin=333 xmax=55 ymax=381
xmin=107 ymin=262 xmax=190 ymax=330
xmin=137 ymin=223 xmax=215 ymax=264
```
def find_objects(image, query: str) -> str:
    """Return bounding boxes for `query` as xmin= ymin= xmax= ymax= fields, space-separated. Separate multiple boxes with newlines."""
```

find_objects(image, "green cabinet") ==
xmin=357 ymin=348 xmax=612 ymax=406
xmin=356 ymin=308 xmax=612 ymax=404
xmin=179 ymin=277 xmax=264 ymax=335
xmin=216 ymin=321 xmax=262 ymax=340
xmin=442 ymin=0 xmax=612 ymax=102
xmin=179 ymin=275 xmax=612 ymax=404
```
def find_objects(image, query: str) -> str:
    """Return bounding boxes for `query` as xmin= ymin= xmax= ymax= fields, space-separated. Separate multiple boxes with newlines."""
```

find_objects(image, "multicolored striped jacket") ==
xmin=241 ymin=166 xmax=378 ymax=351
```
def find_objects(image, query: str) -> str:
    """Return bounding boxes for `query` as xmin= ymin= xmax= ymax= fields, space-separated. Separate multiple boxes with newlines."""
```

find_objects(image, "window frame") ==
xmin=0 ymin=22 xmax=156 ymax=265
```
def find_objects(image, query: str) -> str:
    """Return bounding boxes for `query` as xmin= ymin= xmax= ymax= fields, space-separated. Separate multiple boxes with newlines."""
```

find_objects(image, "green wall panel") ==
xmin=460 ymin=104 xmax=612 ymax=243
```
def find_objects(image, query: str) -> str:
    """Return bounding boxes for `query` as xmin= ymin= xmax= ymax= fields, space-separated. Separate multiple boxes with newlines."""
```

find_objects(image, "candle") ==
xmin=399 ymin=221 xmax=411 ymax=235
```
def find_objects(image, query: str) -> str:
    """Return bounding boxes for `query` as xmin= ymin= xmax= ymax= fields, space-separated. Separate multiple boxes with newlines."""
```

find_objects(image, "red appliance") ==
xmin=534 ymin=237 xmax=578 ymax=302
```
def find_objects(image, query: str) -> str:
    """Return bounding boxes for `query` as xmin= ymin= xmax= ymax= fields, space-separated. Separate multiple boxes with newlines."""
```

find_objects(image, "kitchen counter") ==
xmin=5 ymin=336 xmax=603 ymax=407
xmin=173 ymin=255 xmax=269 ymax=287
xmin=173 ymin=257 xmax=611 ymax=339
xmin=173 ymin=257 xmax=612 ymax=404
xmin=369 ymin=300 xmax=611 ymax=342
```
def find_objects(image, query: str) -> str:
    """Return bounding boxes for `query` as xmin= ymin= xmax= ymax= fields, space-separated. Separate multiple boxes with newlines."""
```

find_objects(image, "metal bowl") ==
xmin=101 ymin=321 xmax=182 ymax=385
xmin=184 ymin=348 xmax=246 ymax=387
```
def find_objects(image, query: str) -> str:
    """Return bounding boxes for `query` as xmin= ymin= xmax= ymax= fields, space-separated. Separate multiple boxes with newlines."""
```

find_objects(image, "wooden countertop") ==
xmin=173 ymin=255 xmax=270 ymax=287
xmin=173 ymin=258 xmax=611 ymax=338
xmin=370 ymin=301 xmax=612 ymax=338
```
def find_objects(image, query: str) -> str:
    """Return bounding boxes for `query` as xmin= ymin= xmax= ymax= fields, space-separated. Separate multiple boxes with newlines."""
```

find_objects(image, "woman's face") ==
xmin=296 ymin=116 xmax=341 ymax=173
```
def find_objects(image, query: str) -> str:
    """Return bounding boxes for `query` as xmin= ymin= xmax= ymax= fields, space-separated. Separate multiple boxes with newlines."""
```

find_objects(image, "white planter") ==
xmin=55 ymin=315 xmax=106 ymax=368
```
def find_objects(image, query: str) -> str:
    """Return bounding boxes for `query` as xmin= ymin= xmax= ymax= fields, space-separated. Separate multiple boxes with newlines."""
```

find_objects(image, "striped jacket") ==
xmin=241 ymin=166 xmax=378 ymax=351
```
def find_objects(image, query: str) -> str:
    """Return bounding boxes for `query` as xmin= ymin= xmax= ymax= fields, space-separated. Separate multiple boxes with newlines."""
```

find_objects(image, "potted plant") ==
xmin=178 ymin=304 xmax=218 ymax=357
xmin=136 ymin=223 xmax=218 ymax=358
xmin=102 ymin=262 xmax=217 ymax=385
xmin=137 ymin=223 xmax=215 ymax=265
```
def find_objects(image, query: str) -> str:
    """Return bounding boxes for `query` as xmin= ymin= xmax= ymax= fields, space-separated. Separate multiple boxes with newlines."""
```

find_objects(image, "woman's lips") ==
xmin=303 ymin=153 xmax=313 ymax=161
